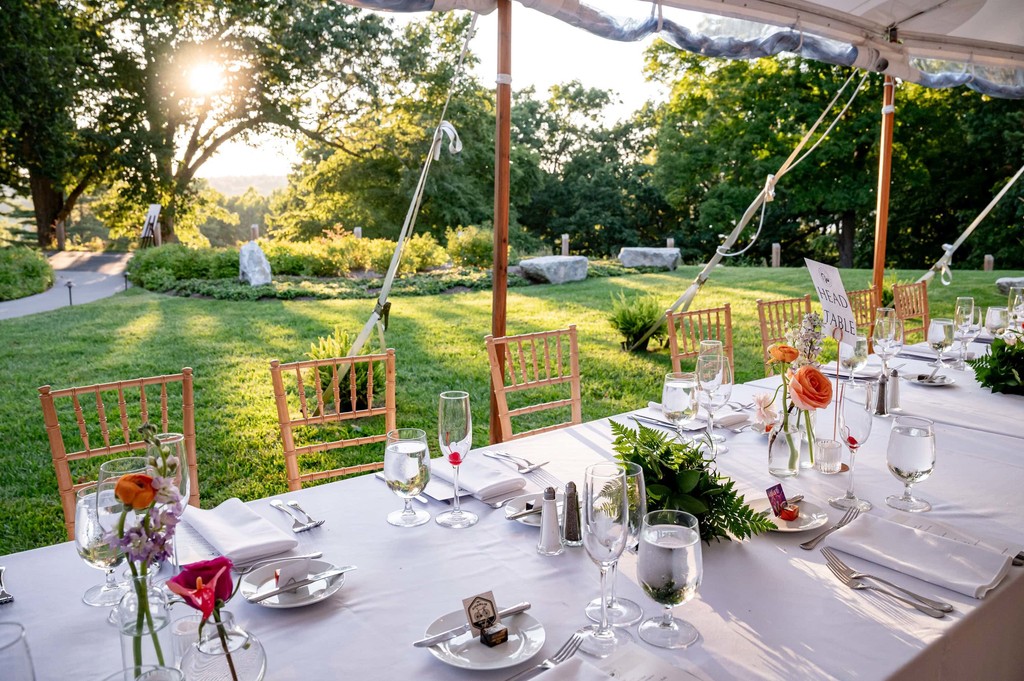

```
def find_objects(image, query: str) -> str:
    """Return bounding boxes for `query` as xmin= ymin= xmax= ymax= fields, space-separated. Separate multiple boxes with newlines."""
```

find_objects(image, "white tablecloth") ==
xmin=2 ymin=360 xmax=1023 ymax=680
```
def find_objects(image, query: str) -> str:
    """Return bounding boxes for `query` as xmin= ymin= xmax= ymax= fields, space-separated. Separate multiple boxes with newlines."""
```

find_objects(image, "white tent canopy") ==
xmin=350 ymin=0 xmax=1024 ymax=98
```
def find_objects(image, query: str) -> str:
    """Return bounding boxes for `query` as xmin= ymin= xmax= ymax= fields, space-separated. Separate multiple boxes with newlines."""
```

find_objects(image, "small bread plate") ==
xmin=240 ymin=559 xmax=345 ymax=609
xmin=749 ymin=498 xmax=829 ymax=533
xmin=423 ymin=610 xmax=545 ymax=670
xmin=907 ymin=375 xmax=955 ymax=387
xmin=504 ymin=492 xmax=564 ymax=527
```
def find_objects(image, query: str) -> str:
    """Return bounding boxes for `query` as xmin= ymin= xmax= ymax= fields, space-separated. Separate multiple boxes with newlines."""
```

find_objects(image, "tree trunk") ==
xmin=838 ymin=209 xmax=855 ymax=268
xmin=29 ymin=169 xmax=64 ymax=250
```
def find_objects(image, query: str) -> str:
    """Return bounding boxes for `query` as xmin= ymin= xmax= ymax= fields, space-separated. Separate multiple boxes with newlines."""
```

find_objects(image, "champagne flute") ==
xmin=637 ymin=510 xmax=702 ymax=649
xmin=585 ymin=462 xmax=646 ymax=627
xmin=985 ymin=306 xmax=1009 ymax=338
xmin=75 ymin=483 xmax=129 ymax=606
xmin=435 ymin=391 xmax=477 ymax=529
xmin=695 ymin=355 xmax=733 ymax=456
xmin=579 ymin=462 xmax=632 ymax=658
xmin=829 ymin=383 xmax=874 ymax=512
xmin=383 ymin=428 xmax=431 ymax=527
xmin=885 ymin=416 xmax=936 ymax=512
xmin=838 ymin=334 xmax=868 ymax=385
xmin=926 ymin=319 xmax=955 ymax=369
xmin=661 ymin=372 xmax=697 ymax=444
xmin=954 ymin=298 xmax=977 ymax=370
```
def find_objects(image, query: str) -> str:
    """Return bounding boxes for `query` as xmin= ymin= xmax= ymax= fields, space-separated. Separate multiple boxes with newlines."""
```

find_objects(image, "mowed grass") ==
xmin=0 ymin=266 xmax=1015 ymax=553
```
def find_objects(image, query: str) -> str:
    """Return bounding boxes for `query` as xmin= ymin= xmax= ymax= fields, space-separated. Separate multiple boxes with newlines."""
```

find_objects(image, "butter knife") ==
xmin=247 ymin=565 xmax=357 ymax=604
xmin=412 ymin=602 xmax=532 ymax=647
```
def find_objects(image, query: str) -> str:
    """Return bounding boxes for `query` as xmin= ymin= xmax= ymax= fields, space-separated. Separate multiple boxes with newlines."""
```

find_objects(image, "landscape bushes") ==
xmin=0 ymin=246 xmax=54 ymax=301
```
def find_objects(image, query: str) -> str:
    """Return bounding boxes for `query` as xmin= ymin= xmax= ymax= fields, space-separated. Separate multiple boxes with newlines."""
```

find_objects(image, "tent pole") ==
xmin=872 ymin=75 xmax=895 ymax=296
xmin=490 ymin=0 xmax=512 ymax=444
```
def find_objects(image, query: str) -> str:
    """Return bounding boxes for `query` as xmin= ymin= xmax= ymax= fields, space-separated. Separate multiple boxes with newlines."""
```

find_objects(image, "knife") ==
xmin=412 ymin=602 xmax=532 ymax=647
xmin=247 ymin=565 xmax=357 ymax=604
xmin=758 ymin=494 xmax=805 ymax=516
xmin=630 ymin=414 xmax=705 ymax=432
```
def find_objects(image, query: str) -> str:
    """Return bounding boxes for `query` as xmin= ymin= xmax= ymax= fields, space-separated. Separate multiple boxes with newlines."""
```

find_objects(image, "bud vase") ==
xmin=179 ymin=611 xmax=266 ymax=681
xmin=768 ymin=418 xmax=801 ymax=479
xmin=118 ymin=575 xmax=173 ymax=672
xmin=798 ymin=410 xmax=817 ymax=469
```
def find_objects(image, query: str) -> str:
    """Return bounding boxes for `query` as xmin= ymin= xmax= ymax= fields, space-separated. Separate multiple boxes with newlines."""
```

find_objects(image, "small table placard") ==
xmin=805 ymin=257 xmax=857 ymax=347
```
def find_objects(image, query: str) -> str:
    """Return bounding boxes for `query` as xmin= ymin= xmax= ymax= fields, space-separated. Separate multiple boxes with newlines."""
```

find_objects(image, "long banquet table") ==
xmin=2 ymin=346 xmax=1023 ymax=680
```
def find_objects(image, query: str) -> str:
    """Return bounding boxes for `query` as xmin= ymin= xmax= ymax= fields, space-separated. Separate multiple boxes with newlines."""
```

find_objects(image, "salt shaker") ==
xmin=887 ymin=368 xmax=901 ymax=412
xmin=537 ymin=487 xmax=564 ymax=556
xmin=561 ymin=482 xmax=582 ymax=547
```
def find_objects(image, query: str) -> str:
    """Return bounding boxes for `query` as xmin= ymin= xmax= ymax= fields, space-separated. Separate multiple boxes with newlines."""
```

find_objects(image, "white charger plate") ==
xmin=239 ymin=558 xmax=345 ymax=609
xmin=504 ymin=492 xmax=564 ymax=527
xmin=907 ymin=375 xmax=956 ymax=387
xmin=423 ymin=610 xmax=545 ymax=670
xmin=749 ymin=498 xmax=829 ymax=533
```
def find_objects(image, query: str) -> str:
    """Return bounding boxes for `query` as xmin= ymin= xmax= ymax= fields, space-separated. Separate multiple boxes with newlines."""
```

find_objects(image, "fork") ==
xmin=799 ymin=507 xmax=860 ymax=550
xmin=483 ymin=451 xmax=549 ymax=475
xmin=234 ymin=552 xmax=324 ymax=575
xmin=269 ymin=500 xmax=324 ymax=532
xmin=0 ymin=566 xmax=13 ymax=604
xmin=821 ymin=548 xmax=954 ymax=612
xmin=503 ymin=631 xmax=583 ymax=681
xmin=822 ymin=558 xmax=946 ymax=618
xmin=286 ymin=500 xmax=325 ymax=528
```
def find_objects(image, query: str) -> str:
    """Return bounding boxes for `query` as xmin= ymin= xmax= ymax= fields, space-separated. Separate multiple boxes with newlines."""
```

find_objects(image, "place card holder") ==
xmin=461 ymin=591 xmax=508 ymax=647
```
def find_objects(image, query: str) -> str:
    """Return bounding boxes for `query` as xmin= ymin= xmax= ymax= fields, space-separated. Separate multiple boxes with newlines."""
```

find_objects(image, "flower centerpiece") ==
xmin=968 ymin=327 xmax=1024 ymax=395
xmin=759 ymin=313 xmax=833 ymax=478
xmin=105 ymin=423 xmax=184 ymax=671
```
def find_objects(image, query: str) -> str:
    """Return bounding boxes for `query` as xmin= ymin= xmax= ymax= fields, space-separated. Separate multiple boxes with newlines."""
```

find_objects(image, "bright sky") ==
xmin=197 ymin=6 xmax=665 ymax=179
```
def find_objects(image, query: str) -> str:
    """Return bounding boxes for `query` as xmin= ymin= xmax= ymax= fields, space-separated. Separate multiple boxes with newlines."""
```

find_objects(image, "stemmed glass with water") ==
xmin=435 ymin=391 xmax=477 ymax=529
xmin=585 ymin=462 xmax=645 ymax=628
xmin=838 ymin=333 xmax=869 ymax=385
xmin=75 ymin=482 xmax=129 ymax=606
xmin=637 ymin=510 xmax=703 ymax=649
xmin=579 ymin=462 xmax=632 ymax=658
xmin=829 ymin=383 xmax=874 ymax=512
xmin=953 ymin=298 xmax=982 ymax=370
xmin=1008 ymin=286 xmax=1024 ymax=329
xmin=985 ymin=306 xmax=1009 ymax=338
xmin=383 ymin=428 xmax=430 ymax=527
xmin=694 ymin=355 xmax=732 ymax=456
xmin=885 ymin=416 xmax=936 ymax=512
xmin=872 ymin=309 xmax=903 ymax=374
xmin=926 ymin=319 xmax=955 ymax=370
xmin=661 ymin=372 xmax=697 ymax=444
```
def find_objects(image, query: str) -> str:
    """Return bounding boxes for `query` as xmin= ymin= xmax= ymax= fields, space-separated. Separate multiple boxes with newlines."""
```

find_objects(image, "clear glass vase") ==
xmin=179 ymin=612 xmax=266 ymax=681
xmin=118 ymin=574 xmax=173 ymax=673
xmin=768 ymin=417 xmax=801 ymax=479
xmin=798 ymin=410 xmax=817 ymax=469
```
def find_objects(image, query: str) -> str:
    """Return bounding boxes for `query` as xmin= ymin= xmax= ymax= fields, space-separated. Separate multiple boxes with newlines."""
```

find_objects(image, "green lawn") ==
xmin=1 ymin=266 xmax=1015 ymax=553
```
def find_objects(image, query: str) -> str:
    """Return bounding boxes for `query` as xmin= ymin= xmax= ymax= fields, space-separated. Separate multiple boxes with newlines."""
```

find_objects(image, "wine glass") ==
xmin=872 ymin=312 xmax=903 ymax=374
xmin=954 ymin=306 xmax=982 ymax=370
xmin=985 ymin=306 xmax=1009 ymax=338
xmin=435 ymin=391 xmax=477 ymax=529
xmin=661 ymin=372 xmax=697 ymax=444
xmin=579 ymin=462 xmax=632 ymax=658
xmin=885 ymin=416 xmax=936 ymax=512
xmin=75 ymin=482 xmax=129 ymax=606
xmin=383 ymin=428 xmax=430 ymax=527
xmin=926 ymin=319 xmax=955 ymax=369
xmin=98 ymin=456 xmax=150 ymax=484
xmin=694 ymin=355 xmax=733 ymax=456
xmin=0 ymin=623 xmax=36 ymax=681
xmin=1008 ymin=286 xmax=1024 ymax=328
xmin=585 ymin=462 xmax=645 ymax=627
xmin=637 ymin=510 xmax=702 ymax=649
xmin=698 ymin=340 xmax=723 ymax=358
xmin=838 ymin=334 xmax=868 ymax=385
xmin=829 ymin=383 xmax=874 ymax=512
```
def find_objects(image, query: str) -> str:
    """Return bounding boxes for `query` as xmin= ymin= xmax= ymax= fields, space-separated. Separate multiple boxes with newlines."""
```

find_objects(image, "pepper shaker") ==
xmin=873 ymin=370 xmax=889 ymax=416
xmin=537 ymin=487 xmax=564 ymax=556
xmin=887 ymin=368 xmax=901 ymax=412
xmin=561 ymin=481 xmax=582 ymax=547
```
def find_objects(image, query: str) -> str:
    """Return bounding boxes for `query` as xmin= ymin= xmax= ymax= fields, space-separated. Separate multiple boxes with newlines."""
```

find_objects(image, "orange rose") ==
xmin=788 ymin=365 xmax=833 ymax=410
xmin=768 ymin=344 xmax=800 ymax=364
xmin=114 ymin=473 xmax=156 ymax=510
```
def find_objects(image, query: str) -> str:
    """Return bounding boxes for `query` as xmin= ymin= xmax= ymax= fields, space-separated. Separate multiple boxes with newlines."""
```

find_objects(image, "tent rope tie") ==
xmin=655 ymin=1 xmax=664 ymax=33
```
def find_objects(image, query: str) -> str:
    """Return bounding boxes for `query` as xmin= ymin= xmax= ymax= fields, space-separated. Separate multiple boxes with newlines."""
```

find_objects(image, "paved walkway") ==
xmin=0 ymin=252 xmax=131 ymax=321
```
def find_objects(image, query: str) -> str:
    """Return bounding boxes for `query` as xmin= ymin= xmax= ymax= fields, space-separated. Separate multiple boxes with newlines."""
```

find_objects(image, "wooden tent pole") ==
xmin=872 ymin=75 xmax=895 ymax=296
xmin=490 ymin=0 xmax=512 ymax=444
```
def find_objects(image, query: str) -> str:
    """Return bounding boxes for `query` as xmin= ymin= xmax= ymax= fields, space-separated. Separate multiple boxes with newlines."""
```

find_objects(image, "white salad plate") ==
xmin=749 ymin=498 xmax=829 ymax=533
xmin=239 ymin=558 xmax=345 ymax=609
xmin=423 ymin=611 xmax=545 ymax=670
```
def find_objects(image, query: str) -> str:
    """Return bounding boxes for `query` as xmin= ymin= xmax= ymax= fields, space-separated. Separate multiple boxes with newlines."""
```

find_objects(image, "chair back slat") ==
xmin=757 ymin=295 xmax=813 ymax=372
xmin=39 ymin=368 xmax=199 ymax=541
xmin=485 ymin=326 xmax=582 ymax=442
xmin=666 ymin=304 xmax=735 ymax=372
xmin=270 ymin=350 xmax=397 ymax=491
xmin=893 ymin=281 xmax=930 ymax=341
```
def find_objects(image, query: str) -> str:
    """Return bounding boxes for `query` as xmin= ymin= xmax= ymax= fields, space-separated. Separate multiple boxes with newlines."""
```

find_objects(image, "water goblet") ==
xmin=695 ymin=355 xmax=733 ymax=456
xmin=435 ymin=390 xmax=477 ymax=529
xmin=985 ymin=306 xmax=1009 ymax=338
xmin=585 ymin=462 xmax=645 ymax=627
xmin=872 ymin=313 xmax=903 ymax=374
xmin=637 ymin=510 xmax=702 ymax=649
xmin=698 ymin=340 xmax=723 ymax=358
xmin=838 ymin=334 xmax=868 ymax=385
xmin=383 ymin=428 xmax=430 ymax=527
xmin=579 ymin=462 xmax=632 ymax=658
xmin=661 ymin=372 xmax=697 ymax=444
xmin=0 ymin=623 xmax=36 ymax=681
xmin=954 ymin=307 xmax=982 ymax=370
xmin=75 ymin=482 xmax=129 ymax=606
xmin=829 ymin=383 xmax=874 ymax=511
xmin=885 ymin=416 xmax=935 ymax=512
xmin=926 ymin=319 xmax=955 ymax=369
xmin=1008 ymin=286 xmax=1024 ymax=328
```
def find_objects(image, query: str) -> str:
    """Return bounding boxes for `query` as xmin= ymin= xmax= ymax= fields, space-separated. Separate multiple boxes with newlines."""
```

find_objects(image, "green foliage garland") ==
xmin=968 ymin=333 xmax=1024 ymax=395
xmin=611 ymin=420 xmax=775 ymax=542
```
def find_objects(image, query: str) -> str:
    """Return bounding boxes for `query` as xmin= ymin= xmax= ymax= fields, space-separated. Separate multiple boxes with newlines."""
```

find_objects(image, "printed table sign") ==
xmin=804 ymin=258 xmax=857 ymax=346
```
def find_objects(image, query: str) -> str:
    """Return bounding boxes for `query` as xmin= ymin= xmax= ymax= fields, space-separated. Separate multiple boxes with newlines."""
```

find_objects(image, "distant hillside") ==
xmin=203 ymin=175 xmax=288 ymax=197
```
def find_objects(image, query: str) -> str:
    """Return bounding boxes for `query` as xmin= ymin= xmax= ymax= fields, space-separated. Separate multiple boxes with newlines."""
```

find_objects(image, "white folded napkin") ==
xmin=638 ymin=403 xmax=705 ymax=430
xmin=430 ymin=455 xmax=526 ymax=500
xmin=820 ymin=360 xmax=881 ymax=379
xmin=825 ymin=513 xmax=1012 ymax=598
xmin=532 ymin=657 xmax=610 ymax=681
xmin=182 ymin=498 xmax=298 ymax=564
xmin=899 ymin=342 xmax=975 ymax=361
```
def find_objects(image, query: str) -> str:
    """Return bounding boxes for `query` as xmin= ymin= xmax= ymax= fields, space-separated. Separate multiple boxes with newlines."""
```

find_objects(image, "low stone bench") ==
xmin=518 ymin=255 xmax=588 ymax=284
xmin=618 ymin=247 xmax=681 ymax=270
xmin=996 ymin=277 xmax=1024 ymax=295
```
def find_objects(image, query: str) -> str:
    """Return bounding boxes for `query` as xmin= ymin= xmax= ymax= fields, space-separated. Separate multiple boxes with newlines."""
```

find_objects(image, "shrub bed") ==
xmin=0 ymin=247 xmax=54 ymax=301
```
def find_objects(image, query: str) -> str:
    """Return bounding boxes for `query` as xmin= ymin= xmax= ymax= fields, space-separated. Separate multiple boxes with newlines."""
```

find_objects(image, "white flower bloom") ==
xmin=753 ymin=392 xmax=778 ymax=430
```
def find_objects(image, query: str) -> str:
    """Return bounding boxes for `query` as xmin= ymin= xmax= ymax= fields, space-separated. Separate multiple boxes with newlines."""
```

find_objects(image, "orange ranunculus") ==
xmin=768 ymin=344 xmax=800 ymax=364
xmin=114 ymin=473 xmax=156 ymax=510
xmin=788 ymin=365 xmax=833 ymax=410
